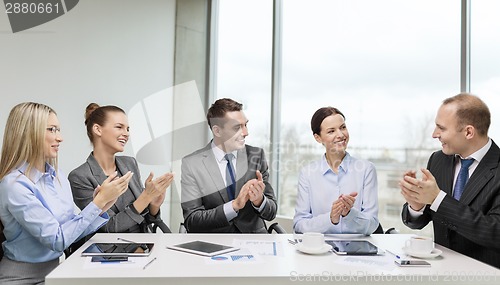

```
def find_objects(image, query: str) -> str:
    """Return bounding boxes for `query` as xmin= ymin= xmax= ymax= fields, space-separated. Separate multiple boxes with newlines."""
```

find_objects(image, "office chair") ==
xmin=179 ymin=223 xmax=188 ymax=233
xmin=266 ymin=222 xmax=286 ymax=234
xmin=373 ymin=223 xmax=399 ymax=234
xmin=0 ymin=221 xmax=4 ymax=261
xmin=179 ymin=222 xmax=286 ymax=233
xmin=148 ymin=216 xmax=172 ymax=233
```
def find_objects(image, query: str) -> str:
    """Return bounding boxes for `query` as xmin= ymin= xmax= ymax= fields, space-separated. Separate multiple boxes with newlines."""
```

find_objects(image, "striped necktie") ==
xmin=453 ymin=158 xmax=474 ymax=200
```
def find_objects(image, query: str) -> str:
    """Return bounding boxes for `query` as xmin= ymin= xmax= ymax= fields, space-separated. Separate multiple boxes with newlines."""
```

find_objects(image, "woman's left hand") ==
xmin=144 ymin=172 xmax=174 ymax=205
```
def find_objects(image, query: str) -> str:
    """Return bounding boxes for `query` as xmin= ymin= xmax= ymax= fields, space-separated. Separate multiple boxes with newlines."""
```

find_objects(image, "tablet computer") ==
xmin=81 ymin=242 xmax=154 ymax=257
xmin=326 ymin=240 xmax=379 ymax=255
xmin=167 ymin=240 xmax=239 ymax=257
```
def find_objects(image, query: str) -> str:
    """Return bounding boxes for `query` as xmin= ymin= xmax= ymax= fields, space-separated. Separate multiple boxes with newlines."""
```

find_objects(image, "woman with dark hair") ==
xmin=69 ymin=103 xmax=174 ymax=235
xmin=0 ymin=102 xmax=130 ymax=284
xmin=293 ymin=107 xmax=379 ymax=235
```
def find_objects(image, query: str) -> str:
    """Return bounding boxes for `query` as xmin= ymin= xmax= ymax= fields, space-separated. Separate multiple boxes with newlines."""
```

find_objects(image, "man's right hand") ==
xmin=399 ymin=170 xmax=425 ymax=211
xmin=231 ymin=180 xmax=255 ymax=211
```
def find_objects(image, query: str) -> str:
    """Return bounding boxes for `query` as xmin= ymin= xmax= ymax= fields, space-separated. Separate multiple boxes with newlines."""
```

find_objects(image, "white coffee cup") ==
xmin=405 ymin=236 xmax=434 ymax=254
xmin=301 ymin=232 xmax=325 ymax=249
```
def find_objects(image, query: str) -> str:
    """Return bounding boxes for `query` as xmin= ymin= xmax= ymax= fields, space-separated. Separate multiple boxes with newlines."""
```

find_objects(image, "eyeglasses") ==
xmin=46 ymin=126 xmax=61 ymax=134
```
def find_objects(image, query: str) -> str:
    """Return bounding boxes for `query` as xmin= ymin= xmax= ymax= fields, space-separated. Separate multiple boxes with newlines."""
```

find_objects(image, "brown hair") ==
xmin=206 ymin=98 xmax=243 ymax=128
xmin=84 ymin=103 xmax=126 ymax=143
xmin=310 ymin=107 xmax=345 ymax=135
xmin=442 ymin=93 xmax=490 ymax=136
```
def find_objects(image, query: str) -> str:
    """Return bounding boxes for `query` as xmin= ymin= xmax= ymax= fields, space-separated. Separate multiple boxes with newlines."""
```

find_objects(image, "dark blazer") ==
xmin=402 ymin=141 xmax=500 ymax=268
xmin=181 ymin=143 xmax=277 ymax=233
xmin=69 ymin=153 xmax=156 ymax=233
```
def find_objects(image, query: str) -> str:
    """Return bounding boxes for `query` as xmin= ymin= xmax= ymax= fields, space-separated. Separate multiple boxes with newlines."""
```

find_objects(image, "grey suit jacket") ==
xmin=402 ymin=141 xmax=500 ymax=268
xmin=69 ymin=153 xmax=153 ymax=233
xmin=181 ymin=143 xmax=277 ymax=233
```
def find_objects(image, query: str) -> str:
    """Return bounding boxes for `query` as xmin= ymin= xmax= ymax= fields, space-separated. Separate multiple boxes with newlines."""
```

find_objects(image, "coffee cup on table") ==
xmin=405 ymin=236 xmax=434 ymax=254
xmin=301 ymin=232 xmax=325 ymax=249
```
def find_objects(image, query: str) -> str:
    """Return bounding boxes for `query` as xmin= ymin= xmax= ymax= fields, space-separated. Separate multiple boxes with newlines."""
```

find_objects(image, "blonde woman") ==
xmin=69 ymin=103 xmax=173 ymax=235
xmin=0 ymin=102 xmax=131 ymax=284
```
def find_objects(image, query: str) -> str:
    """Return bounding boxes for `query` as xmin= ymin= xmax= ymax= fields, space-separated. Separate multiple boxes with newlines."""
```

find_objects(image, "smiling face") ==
xmin=44 ymin=112 xmax=63 ymax=160
xmin=213 ymin=110 xmax=248 ymax=153
xmin=94 ymin=111 xmax=129 ymax=154
xmin=432 ymin=103 xmax=468 ymax=156
xmin=314 ymin=114 xmax=349 ymax=155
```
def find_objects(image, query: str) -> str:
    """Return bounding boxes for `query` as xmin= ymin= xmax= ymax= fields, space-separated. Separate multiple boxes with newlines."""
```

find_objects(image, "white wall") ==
xmin=0 ymin=0 xmax=176 ymax=222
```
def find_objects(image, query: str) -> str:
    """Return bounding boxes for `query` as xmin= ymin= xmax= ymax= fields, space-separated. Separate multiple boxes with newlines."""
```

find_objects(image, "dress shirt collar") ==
xmin=321 ymin=152 xmax=351 ymax=175
xmin=457 ymin=138 xmax=491 ymax=162
xmin=211 ymin=140 xmax=238 ymax=163
xmin=18 ymin=162 xmax=56 ymax=183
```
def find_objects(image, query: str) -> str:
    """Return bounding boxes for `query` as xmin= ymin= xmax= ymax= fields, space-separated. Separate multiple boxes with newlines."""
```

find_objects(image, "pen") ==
xmin=117 ymin=237 xmax=149 ymax=251
xmin=117 ymin=237 xmax=137 ymax=243
xmin=386 ymin=250 xmax=401 ymax=259
xmin=143 ymin=257 xmax=157 ymax=270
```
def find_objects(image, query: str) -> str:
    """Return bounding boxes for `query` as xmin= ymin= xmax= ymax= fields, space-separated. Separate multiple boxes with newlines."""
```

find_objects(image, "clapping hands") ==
xmin=143 ymin=172 xmax=174 ymax=207
xmin=93 ymin=171 xmax=133 ymax=213
xmin=232 ymin=170 xmax=266 ymax=211
xmin=330 ymin=192 xmax=358 ymax=224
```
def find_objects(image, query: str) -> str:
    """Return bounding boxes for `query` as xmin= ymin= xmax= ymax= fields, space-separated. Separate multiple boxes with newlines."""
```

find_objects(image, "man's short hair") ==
xmin=206 ymin=98 xmax=243 ymax=128
xmin=443 ymin=93 xmax=490 ymax=136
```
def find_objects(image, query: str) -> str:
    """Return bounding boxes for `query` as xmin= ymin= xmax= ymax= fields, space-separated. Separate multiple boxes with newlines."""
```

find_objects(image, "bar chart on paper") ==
xmin=231 ymin=255 xmax=255 ymax=261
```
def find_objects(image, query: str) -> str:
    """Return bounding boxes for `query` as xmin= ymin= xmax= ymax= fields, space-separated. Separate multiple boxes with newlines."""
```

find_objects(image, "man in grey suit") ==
xmin=181 ymin=98 xmax=277 ymax=233
xmin=400 ymin=93 xmax=500 ymax=268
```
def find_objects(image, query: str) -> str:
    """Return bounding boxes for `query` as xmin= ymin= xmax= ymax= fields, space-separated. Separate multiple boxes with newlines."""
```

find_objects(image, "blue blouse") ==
xmin=293 ymin=153 xmax=379 ymax=235
xmin=0 ymin=162 xmax=108 ymax=262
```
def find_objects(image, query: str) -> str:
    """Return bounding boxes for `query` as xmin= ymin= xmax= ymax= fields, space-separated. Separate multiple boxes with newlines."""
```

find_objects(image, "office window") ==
xmin=278 ymin=0 xmax=460 ymax=235
xmin=217 ymin=0 xmax=273 ymax=151
xmin=214 ymin=0 xmax=473 ymax=236
xmin=471 ymin=0 xmax=500 ymax=141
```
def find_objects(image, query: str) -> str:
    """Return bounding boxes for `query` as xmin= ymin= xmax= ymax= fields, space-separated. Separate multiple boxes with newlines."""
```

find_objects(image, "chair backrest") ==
xmin=1 ymin=221 xmax=5 ymax=260
xmin=266 ymin=222 xmax=286 ymax=234
xmin=266 ymin=215 xmax=293 ymax=233
xmin=373 ymin=223 xmax=384 ymax=234
xmin=178 ymin=223 xmax=187 ymax=233
xmin=374 ymin=223 xmax=399 ymax=234
xmin=150 ymin=220 xmax=172 ymax=233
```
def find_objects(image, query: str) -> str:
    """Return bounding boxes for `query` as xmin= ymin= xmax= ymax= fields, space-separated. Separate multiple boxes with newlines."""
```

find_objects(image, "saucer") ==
xmin=402 ymin=247 xmax=442 ymax=259
xmin=296 ymin=243 xmax=332 ymax=255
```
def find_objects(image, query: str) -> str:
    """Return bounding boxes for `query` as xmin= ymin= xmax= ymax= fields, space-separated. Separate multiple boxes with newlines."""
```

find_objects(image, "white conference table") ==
xmin=46 ymin=233 xmax=500 ymax=285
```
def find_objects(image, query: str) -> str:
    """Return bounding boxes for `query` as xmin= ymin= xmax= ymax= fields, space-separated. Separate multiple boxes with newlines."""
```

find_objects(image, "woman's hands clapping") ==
xmin=143 ymin=172 xmax=174 ymax=208
xmin=93 ymin=171 xmax=133 ymax=213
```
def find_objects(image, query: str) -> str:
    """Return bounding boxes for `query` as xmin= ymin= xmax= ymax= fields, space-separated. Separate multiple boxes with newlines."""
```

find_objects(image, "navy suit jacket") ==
xmin=402 ymin=141 xmax=500 ymax=268
xmin=181 ymin=143 xmax=277 ymax=233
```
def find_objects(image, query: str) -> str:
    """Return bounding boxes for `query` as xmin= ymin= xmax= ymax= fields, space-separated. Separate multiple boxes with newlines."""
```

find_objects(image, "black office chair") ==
xmin=179 ymin=223 xmax=187 ymax=233
xmin=0 ymin=221 xmax=5 ymax=261
xmin=373 ymin=223 xmax=399 ymax=234
xmin=148 ymin=216 xmax=172 ymax=233
xmin=266 ymin=222 xmax=286 ymax=234
xmin=179 ymin=221 xmax=286 ymax=233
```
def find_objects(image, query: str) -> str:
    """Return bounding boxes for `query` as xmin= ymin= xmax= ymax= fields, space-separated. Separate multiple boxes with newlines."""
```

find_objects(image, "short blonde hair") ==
xmin=0 ymin=102 xmax=57 ymax=180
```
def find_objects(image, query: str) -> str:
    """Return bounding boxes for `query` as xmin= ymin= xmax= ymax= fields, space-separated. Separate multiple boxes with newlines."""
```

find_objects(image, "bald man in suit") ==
xmin=181 ymin=98 xmax=277 ymax=233
xmin=400 ymin=93 xmax=500 ymax=268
